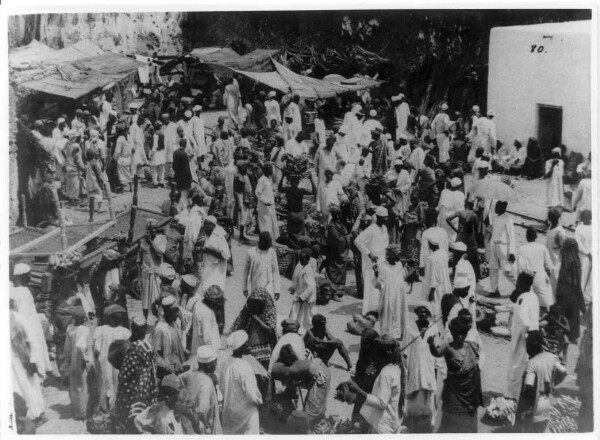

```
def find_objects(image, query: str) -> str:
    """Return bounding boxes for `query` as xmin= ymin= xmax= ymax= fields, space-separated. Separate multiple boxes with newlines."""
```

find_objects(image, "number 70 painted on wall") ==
xmin=530 ymin=45 xmax=546 ymax=53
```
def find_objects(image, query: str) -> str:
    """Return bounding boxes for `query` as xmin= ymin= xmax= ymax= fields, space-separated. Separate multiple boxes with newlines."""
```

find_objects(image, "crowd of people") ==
xmin=11 ymin=74 xmax=593 ymax=434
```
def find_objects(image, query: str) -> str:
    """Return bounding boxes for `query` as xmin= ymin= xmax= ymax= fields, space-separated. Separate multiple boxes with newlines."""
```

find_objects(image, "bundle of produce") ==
xmin=484 ymin=397 xmax=516 ymax=425
xmin=283 ymin=154 xmax=313 ymax=185
xmin=549 ymin=395 xmax=581 ymax=433
xmin=48 ymin=251 xmax=83 ymax=271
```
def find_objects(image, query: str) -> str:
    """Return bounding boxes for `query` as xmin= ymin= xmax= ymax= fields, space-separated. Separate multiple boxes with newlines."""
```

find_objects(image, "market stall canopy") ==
xmin=9 ymin=40 xmax=56 ymax=69
xmin=233 ymin=59 xmax=378 ymax=99
xmin=190 ymin=47 xmax=240 ymax=64
xmin=19 ymin=53 xmax=144 ymax=100
xmin=190 ymin=47 xmax=281 ymax=73
xmin=323 ymin=73 xmax=384 ymax=89
xmin=45 ymin=39 xmax=105 ymax=64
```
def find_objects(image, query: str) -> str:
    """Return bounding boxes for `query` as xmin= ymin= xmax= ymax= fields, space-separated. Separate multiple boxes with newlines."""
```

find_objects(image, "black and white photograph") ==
xmin=3 ymin=4 xmax=597 ymax=436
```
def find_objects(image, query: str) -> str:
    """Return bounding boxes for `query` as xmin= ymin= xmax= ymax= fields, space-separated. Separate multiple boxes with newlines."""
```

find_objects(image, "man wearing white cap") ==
xmin=450 ymin=241 xmax=477 ymax=318
xmin=161 ymin=112 xmax=178 ymax=179
xmin=342 ymin=103 xmax=362 ymax=151
xmin=545 ymin=147 xmax=564 ymax=208
xmin=283 ymin=94 xmax=302 ymax=135
xmin=99 ymin=92 xmax=114 ymax=134
xmin=354 ymin=206 xmax=390 ymax=314
xmin=473 ymin=109 xmax=497 ymax=155
xmin=361 ymin=109 xmax=384 ymax=147
xmin=151 ymin=296 xmax=187 ymax=373
xmin=138 ymin=219 xmax=164 ymax=321
xmin=432 ymin=103 xmax=451 ymax=163
xmin=200 ymin=216 xmax=231 ymax=293
xmin=265 ymin=91 xmax=281 ymax=124
xmin=466 ymin=104 xmax=481 ymax=137
xmin=191 ymin=105 xmax=207 ymax=161
xmin=385 ymin=158 xmax=412 ymax=220
xmin=130 ymin=114 xmax=149 ymax=181
xmin=517 ymin=227 xmax=554 ymax=309
xmin=437 ymin=177 xmax=465 ymax=243
xmin=11 ymin=263 xmax=53 ymax=379
xmin=220 ymin=330 xmax=263 ymax=434
xmin=422 ymin=234 xmax=452 ymax=319
xmin=392 ymin=93 xmax=410 ymax=139
xmin=179 ymin=345 xmax=222 ymax=434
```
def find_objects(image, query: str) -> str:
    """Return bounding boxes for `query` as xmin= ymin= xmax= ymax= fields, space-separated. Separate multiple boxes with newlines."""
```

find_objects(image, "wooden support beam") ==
xmin=65 ymin=219 xmax=118 ymax=254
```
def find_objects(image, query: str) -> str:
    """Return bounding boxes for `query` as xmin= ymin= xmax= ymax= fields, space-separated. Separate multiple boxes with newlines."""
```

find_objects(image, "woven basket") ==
xmin=275 ymin=245 xmax=295 ymax=276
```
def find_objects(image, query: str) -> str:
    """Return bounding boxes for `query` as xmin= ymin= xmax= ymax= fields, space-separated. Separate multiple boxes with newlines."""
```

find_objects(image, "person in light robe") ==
xmin=386 ymin=159 xmax=412 ymax=223
xmin=361 ymin=109 xmax=384 ymax=146
xmin=572 ymin=168 xmax=591 ymax=222
xmin=283 ymin=94 xmax=302 ymax=135
xmin=318 ymin=169 xmax=346 ymax=224
xmin=342 ymin=103 xmax=362 ymax=151
xmin=405 ymin=303 xmax=438 ymax=428
xmin=449 ymin=241 xmax=477 ymax=318
xmin=133 ymin=374 xmax=184 ymax=434
xmin=190 ymin=105 xmax=207 ymax=162
xmin=162 ymin=112 xmax=178 ymax=179
xmin=199 ymin=216 xmax=231 ymax=293
xmin=284 ymin=130 xmax=307 ymax=157
xmin=376 ymin=245 xmax=409 ymax=341
xmin=265 ymin=91 xmax=282 ymax=124
xmin=152 ymin=296 xmax=187 ymax=377
xmin=288 ymin=249 xmax=317 ymax=332
xmin=223 ymin=78 xmax=242 ymax=129
xmin=63 ymin=135 xmax=85 ymax=206
xmin=486 ymin=200 xmax=517 ymax=297
xmin=130 ymin=114 xmax=148 ymax=180
xmin=93 ymin=305 xmax=131 ymax=412
xmin=137 ymin=220 xmax=165 ymax=321
xmin=178 ymin=345 xmax=223 ymax=434
xmin=507 ymin=272 xmax=539 ymax=399
xmin=473 ymin=110 xmax=497 ymax=155
xmin=348 ymin=335 xmax=404 ymax=433
xmin=63 ymin=306 xmax=93 ymax=420
xmin=517 ymin=227 xmax=554 ymax=310
xmin=313 ymin=107 xmax=327 ymax=149
xmin=393 ymin=94 xmax=410 ymax=139
xmin=422 ymin=235 xmax=453 ymax=320
xmin=437 ymin=177 xmax=465 ymax=243
xmin=256 ymin=163 xmax=280 ymax=240
xmin=242 ymin=231 xmax=281 ymax=300
xmin=368 ymin=127 xmax=389 ymax=175
xmin=408 ymin=139 xmax=427 ymax=181
xmin=575 ymin=209 xmax=592 ymax=304
xmin=544 ymin=207 xmax=565 ymax=294
xmin=186 ymin=285 xmax=223 ymax=354
xmin=220 ymin=331 xmax=263 ymax=434
xmin=316 ymin=135 xmax=340 ymax=199
xmin=113 ymin=124 xmax=133 ymax=192
xmin=11 ymin=264 xmax=53 ymax=378
xmin=432 ymin=103 xmax=451 ymax=163
xmin=544 ymin=147 xmax=565 ymax=208
xmin=11 ymin=300 xmax=46 ymax=423
xmin=354 ymin=206 xmax=390 ymax=314
xmin=419 ymin=208 xmax=449 ymax=274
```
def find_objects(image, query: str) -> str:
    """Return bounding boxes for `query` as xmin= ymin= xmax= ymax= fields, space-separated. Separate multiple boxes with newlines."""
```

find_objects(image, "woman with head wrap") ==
xmin=522 ymin=137 xmax=545 ymax=180
xmin=556 ymin=238 xmax=585 ymax=344
xmin=376 ymin=245 xmax=409 ymax=341
xmin=428 ymin=317 xmax=482 ymax=433
xmin=351 ymin=328 xmax=380 ymax=424
xmin=231 ymin=288 xmax=278 ymax=370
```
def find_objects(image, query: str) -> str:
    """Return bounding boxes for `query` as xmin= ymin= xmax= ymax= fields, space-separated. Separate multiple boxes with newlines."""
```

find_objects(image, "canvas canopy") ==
xmin=9 ymin=40 xmax=56 ymax=69
xmin=190 ymin=47 xmax=241 ymax=64
xmin=233 ymin=59 xmax=378 ymax=99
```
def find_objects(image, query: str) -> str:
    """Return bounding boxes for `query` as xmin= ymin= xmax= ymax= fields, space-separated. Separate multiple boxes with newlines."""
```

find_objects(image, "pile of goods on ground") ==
xmin=549 ymin=395 xmax=581 ymax=433
xmin=48 ymin=251 xmax=82 ymax=271
xmin=484 ymin=396 xmax=516 ymax=426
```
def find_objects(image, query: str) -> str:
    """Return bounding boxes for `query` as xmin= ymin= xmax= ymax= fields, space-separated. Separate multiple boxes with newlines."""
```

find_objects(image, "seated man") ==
xmin=304 ymin=314 xmax=353 ymax=371
xmin=271 ymin=344 xmax=331 ymax=434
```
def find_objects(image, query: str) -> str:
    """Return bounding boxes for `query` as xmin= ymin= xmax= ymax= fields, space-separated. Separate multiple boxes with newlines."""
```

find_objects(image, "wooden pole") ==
xmin=19 ymin=193 xmax=28 ymax=227
xmin=128 ymin=175 xmax=139 ymax=244
xmin=58 ymin=201 xmax=68 ymax=251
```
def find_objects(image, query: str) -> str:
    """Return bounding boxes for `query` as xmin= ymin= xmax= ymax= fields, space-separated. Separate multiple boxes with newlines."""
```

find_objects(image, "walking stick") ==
xmin=396 ymin=316 xmax=444 ymax=353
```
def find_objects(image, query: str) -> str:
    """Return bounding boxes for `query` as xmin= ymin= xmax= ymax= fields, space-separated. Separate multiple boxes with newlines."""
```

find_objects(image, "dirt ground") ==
xmin=35 ymin=115 xmax=583 ymax=433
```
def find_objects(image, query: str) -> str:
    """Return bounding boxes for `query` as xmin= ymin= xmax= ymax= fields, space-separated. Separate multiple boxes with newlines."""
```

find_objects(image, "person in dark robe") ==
xmin=278 ymin=172 xmax=317 ymax=249
xmin=324 ymin=206 xmax=359 ymax=300
xmin=555 ymin=238 xmax=586 ymax=344
xmin=208 ymin=185 xmax=234 ymax=274
xmin=522 ymin=137 xmax=545 ymax=180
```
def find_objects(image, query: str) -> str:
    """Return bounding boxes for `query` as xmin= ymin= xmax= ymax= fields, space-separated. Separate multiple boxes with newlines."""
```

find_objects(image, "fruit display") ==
xmin=485 ymin=397 xmax=516 ymax=425
xmin=48 ymin=251 xmax=82 ymax=271
xmin=549 ymin=395 xmax=581 ymax=433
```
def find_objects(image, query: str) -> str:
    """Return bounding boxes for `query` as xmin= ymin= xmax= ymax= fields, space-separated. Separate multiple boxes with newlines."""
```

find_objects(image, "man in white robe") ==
xmin=342 ymin=103 xmax=362 ymax=151
xmin=130 ymin=115 xmax=148 ymax=180
xmin=256 ymin=164 xmax=280 ymax=240
xmin=408 ymin=142 xmax=426 ymax=182
xmin=162 ymin=113 xmax=179 ymax=178
xmin=376 ymin=245 xmax=409 ymax=341
xmin=575 ymin=210 xmax=592 ymax=303
xmin=507 ymin=273 xmax=539 ymax=399
xmin=10 ymin=264 xmax=53 ymax=378
xmin=487 ymin=201 xmax=517 ymax=297
xmin=361 ymin=110 xmax=384 ymax=147
xmin=288 ymin=250 xmax=317 ymax=332
xmin=545 ymin=147 xmax=564 ymax=208
xmin=265 ymin=91 xmax=282 ymax=124
xmin=419 ymin=210 xmax=449 ymax=273
xmin=285 ymin=131 xmax=307 ymax=157
xmin=393 ymin=94 xmax=410 ymax=139
xmin=186 ymin=285 xmax=223 ymax=353
xmin=437 ymin=177 xmax=465 ymax=243
xmin=517 ymin=227 xmax=554 ymax=310
xmin=318 ymin=169 xmax=346 ymax=223
xmin=220 ymin=331 xmax=263 ymax=434
xmin=572 ymin=170 xmax=591 ymax=222
xmin=431 ymin=103 xmax=451 ymax=163
xmin=422 ymin=236 xmax=452 ymax=319
xmin=450 ymin=241 xmax=477 ymax=319
xmin=475 ymin=110 xmax=497 ymax=155
xmin=354 ymin=206 xmax=390 ymax=314
xmin=200 ymin=216 xmax=231 ymax=293
xmin=242 ymin=232 xmax=281 ymax=301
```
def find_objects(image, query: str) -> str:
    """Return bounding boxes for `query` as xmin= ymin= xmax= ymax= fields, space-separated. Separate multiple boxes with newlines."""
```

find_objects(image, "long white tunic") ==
xmin=360 ymin=364 xmax=403 ymax=433
xmin=545 ymin=159 xmax=564 ymax=207
xmin=454 ymin=258 xmax=477 ymax=317
xmin=265 ymin=99 xmax=282 ymax=124
xmin=507 ymin=290 xmax=539 ymax=398
xmin=93 ymin=325 xmax=131 ymax=411
xmin=576 ymin=223 xmax=593 ymax=303
xmin=289 ymin=262 xmax=317 ymax=332
xmin=473 ymin=117 xmax=496 ymax=154
xmin=422 ymin=248 xmax=452 ymax=318
xmin=437 ymin=189 xmax=465 ymax=243
xmin=395 ymin=102 xmax=410 ymax=139
xmin=572 ymin=177 xmax=591 ymax=220
xmin=164 ymin=121 xmax=178 ymax=163
xmin=243 ymin=247 xmax=281 ymax=298
xmin=220 ymin=358 xmax=263 ymax=434
xmin=201 ymin=225 xmax=231 ymax=292
xmin=10 ymin=285 xmax=53 ymax=377
xmin=191 ymin=115 xmax=207 ymax=157
xmin=377 ymin=261 xmax=409 ymax=340
xmin=186 ymin=294 xmax=222 ymax=353
xmin=406 ymin=321 xmax=438 ymax=396
xmin=256 ymin=175 xmax=280 ymax=240
xmin=419 ymin=227 xmax=449 ymax=269
xmin=432 ymin=112 xmax=451 ymax=163
xmin=517 ymin=242 xmax=554 ymax=308
xmin=355 ymin=224 xmax=389 ymax=314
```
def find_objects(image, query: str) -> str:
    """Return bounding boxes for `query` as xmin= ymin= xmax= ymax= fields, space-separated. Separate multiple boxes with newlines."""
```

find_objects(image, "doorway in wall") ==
xmin=537 ymin=104 xmax=563 ymax=157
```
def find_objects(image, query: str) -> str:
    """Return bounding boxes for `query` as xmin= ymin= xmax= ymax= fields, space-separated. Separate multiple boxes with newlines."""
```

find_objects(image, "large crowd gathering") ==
xmin=10 ymin=70 xmax=594 ymax=434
